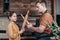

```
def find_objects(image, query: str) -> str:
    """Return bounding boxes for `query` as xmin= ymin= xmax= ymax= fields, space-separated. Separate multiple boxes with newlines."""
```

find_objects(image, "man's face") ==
xmin=36 ymin=3 xmax=47 ymax=13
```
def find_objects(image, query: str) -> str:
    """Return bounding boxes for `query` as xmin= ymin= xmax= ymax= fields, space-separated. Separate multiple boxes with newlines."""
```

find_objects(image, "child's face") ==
xmin=9 ymin=13 xmax=17 ymax=22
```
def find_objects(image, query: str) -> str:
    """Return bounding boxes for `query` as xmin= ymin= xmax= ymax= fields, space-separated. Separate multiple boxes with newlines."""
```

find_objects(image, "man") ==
xmin=26 ymin=2 xmax=53 ymax=40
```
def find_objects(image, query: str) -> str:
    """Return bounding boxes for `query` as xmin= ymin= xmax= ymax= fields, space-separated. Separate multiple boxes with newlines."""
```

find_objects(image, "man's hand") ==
xmin=27 ymin=23 xmax=33 ymax=29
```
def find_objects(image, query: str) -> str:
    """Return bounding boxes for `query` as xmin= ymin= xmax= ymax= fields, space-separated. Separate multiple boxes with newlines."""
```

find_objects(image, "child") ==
xmin=7 ymin=11 xmax=25 ymax=40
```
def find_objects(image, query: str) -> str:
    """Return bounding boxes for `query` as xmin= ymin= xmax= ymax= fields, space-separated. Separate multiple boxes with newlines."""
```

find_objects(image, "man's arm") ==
xmin=27 ymin=23 xmax=46 ymax=33
xmin=27 ymin=12 xmax=53 ymax=34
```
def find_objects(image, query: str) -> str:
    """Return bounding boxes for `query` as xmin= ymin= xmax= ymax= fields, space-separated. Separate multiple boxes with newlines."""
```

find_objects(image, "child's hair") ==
xmin=6 ymin=11 xmax=16 ymax=19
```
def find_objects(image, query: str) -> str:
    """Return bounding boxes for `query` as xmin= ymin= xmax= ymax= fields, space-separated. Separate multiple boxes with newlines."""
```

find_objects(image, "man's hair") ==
xmin=35 ymin=0 xmax=47 ymax=8
xmin=40 ymin=0 xmax=47 ymax=7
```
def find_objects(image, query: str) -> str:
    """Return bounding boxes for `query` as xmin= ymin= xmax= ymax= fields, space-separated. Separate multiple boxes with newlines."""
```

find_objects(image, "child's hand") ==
xmin=19 ymin=28 xmax=25 ymax=34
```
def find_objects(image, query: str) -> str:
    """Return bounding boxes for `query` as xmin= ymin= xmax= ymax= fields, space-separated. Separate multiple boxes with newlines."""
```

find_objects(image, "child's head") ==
xmin=7 ymin=11 xmax=17 ymax=22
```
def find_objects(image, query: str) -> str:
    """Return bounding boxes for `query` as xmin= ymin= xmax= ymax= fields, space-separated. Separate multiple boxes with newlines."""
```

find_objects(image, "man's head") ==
xmin=36 ymin=2 xmax=47 ymax=13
